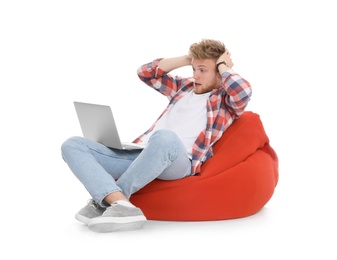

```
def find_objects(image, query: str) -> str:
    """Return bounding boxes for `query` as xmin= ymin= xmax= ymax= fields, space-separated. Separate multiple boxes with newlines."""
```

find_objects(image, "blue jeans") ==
xmin=61 ymin=129 xmax=192 ymax=207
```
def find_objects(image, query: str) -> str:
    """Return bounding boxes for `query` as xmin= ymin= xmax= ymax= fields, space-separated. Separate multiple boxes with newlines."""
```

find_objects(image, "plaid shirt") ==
xmin=134 ymin=59 xmax=252 ymax=175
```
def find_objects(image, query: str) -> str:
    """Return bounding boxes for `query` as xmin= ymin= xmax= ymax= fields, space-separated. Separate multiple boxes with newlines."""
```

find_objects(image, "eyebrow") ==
xmin=193 ymin=64 xmax=208 ymax=69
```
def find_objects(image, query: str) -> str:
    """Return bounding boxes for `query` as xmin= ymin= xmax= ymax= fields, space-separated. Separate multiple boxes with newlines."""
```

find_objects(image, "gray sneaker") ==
xmin=75 ymin=199 xmax=105 ymax=225
xmin=87 ymin=202 xmax=147 ymax=232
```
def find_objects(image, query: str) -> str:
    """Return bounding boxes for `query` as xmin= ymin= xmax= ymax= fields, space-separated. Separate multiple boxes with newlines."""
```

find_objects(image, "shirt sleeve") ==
xmin=137 ymin=59 xmax=192 ymax=101
xmin=219 ymin=69 xmax=252 ymax=117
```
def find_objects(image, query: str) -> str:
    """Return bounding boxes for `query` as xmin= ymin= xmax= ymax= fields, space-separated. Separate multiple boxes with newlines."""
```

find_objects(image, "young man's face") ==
xmin=191 ymin=58 xmax=222 ymax=94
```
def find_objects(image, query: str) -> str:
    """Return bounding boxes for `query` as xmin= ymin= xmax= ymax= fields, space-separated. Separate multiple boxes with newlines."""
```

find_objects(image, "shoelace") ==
xmin=88 ymin=199 xmax=100 ymax=209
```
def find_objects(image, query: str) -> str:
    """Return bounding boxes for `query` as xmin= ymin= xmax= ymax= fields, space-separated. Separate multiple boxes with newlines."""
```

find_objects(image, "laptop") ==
xmin=73 ymin=101 xmax=145 ymax=150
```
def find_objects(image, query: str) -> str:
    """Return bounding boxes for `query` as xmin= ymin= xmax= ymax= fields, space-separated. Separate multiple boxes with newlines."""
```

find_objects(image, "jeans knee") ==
xmin=148 ymin=129 xmax=182 ymax=161
xmin=61 ymin=136 xmax=84 ymax=157
xmin=150 ymin=129 xmax=179 ymax=146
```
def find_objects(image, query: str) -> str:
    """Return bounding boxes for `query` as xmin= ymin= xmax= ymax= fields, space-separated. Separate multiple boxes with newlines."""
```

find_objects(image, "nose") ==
xmin=193 ymin=71 xmax=199 ymax=80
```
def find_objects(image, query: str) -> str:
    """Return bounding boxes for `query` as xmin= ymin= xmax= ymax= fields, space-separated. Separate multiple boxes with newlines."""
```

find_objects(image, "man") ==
xmin=61 ymin=39 xmax=252 ymax=232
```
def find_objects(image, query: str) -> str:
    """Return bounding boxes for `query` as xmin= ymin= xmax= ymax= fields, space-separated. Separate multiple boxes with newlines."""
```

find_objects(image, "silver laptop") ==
xmin=73 ymin=101 xmax=145 ymax=150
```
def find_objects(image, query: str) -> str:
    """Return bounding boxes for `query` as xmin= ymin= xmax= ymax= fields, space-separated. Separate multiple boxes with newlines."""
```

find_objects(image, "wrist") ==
xmin=184 ymin=55 xmax=192 ymax=65
xmin=216 ymin=61 xmax=227 ymax=72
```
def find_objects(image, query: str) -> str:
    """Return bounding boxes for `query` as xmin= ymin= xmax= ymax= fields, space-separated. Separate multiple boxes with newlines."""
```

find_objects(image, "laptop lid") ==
xmin=73 ymin=101 xmax=125 ymax=149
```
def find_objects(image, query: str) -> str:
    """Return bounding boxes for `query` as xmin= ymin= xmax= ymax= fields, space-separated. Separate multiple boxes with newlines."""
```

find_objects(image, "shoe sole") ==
xmin=88 ymin=216 xmax=147 ymax=232
xmin=75 ymin=213 xmax=90 ymax=225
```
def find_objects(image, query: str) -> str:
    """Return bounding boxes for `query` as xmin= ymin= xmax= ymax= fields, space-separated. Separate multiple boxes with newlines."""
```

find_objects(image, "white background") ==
xmin=1 ymin=0 xmax=336 ymax=259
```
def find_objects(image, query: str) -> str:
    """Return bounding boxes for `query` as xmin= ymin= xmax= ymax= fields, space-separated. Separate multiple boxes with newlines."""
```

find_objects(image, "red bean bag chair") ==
xmin=130 ymin=111 xmax=278 ymax=221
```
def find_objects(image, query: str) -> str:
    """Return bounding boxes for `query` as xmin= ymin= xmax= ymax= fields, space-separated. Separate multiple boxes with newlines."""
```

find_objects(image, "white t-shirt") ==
xmin=143 ymin=90 xmax=209 ymax=158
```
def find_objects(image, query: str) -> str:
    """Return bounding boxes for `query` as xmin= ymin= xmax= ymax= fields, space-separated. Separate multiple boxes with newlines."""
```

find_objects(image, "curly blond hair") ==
xmin=189 ymin=39 xmax=226 ymax=60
